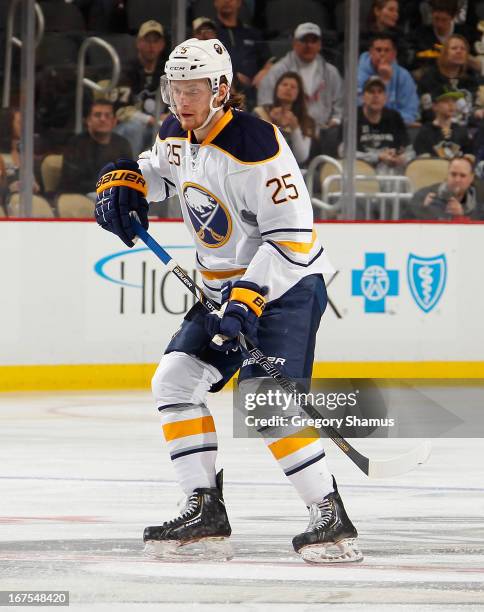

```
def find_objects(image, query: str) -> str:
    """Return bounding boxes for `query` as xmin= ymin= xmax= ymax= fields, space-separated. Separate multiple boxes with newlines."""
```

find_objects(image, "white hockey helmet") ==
xmin=161 ymin=38 xmax=233 ymax=129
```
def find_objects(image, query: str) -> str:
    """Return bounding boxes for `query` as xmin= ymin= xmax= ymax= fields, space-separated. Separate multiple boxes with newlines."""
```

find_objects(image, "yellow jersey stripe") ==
xmin=200 ymin=268 xmax=247 ymax=280
xmin=162 ymin=415 xmax=216 ymax=442
xmin=275 ymin=229 xmax=317 ymax=254
xmin=268 ymin=427 xmax=320 ymax=460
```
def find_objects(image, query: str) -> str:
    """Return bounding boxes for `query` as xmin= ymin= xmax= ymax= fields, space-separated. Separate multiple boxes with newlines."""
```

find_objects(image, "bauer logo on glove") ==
xmin=94 ymin=158 xmax=149 ymax=248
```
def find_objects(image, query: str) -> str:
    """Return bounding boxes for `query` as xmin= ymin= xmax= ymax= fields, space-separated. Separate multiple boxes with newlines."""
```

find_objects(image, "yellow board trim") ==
xmin=1 ymin=362 xmax=484 ymax=392
xmin=162 ymin=415 xmax=215 ymax=442
xmin=268 ymin=426 xmax=319 ymax=460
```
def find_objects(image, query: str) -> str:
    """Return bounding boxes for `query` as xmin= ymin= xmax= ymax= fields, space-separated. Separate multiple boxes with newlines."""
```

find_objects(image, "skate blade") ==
xmin=144 ymin=537 xmax=234 ymax=562
xmin=299 ymin=538 xmax=363 ymax=564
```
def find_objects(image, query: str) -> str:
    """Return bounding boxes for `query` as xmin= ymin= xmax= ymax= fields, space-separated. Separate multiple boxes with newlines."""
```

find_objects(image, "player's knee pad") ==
xmin=151 ymin=351 xmax=222 ymax=409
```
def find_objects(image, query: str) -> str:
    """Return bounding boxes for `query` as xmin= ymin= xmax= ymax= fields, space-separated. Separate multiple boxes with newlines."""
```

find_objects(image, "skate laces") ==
xmin=164 ymin=492 xmax=199 ymax=527
xmin=307 ymin=498 xmax=333 ymax=531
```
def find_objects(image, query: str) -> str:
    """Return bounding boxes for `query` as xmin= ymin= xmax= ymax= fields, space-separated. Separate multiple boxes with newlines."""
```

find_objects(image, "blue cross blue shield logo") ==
xmin=352 ymin=253 xmax=399 ymax=313
xmin=407 ymin=253 xmax=447 ymax=313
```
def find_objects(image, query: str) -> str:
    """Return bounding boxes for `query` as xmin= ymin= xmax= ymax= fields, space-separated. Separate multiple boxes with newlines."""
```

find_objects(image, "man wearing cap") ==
xmin=112 ymin=20 xmax=168 ymax=156
xmin=414 ymin=87 xmax=472 ymax=159
xmin=257 ymin=22 xmax=343 ymax=154
xmin=192 ymin=16 xmax=217 ymax=40
xmin=344 ymin=76 xmax=413 ymax=174
xmin=358 ymin=32 xmax=419 ymax=125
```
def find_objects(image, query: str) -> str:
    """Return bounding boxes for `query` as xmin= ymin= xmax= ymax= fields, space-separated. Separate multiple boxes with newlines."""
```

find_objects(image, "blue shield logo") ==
xmin=407 ymin=254 xmax=447 ymax=312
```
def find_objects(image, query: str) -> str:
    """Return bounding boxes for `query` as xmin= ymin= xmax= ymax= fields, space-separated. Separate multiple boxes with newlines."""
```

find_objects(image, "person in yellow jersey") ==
xmin=94 ymin=38 xmax=362 ymax=564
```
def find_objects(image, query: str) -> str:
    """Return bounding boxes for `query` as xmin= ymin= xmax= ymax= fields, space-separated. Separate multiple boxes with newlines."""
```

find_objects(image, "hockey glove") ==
xmin=206 ymin=281 xmax=267 ymax=352
xmin=95 ymin=158 xmax=149 ymax=247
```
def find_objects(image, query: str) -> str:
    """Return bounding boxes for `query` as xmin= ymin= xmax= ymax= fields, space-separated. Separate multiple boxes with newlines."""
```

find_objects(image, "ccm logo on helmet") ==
xmin=96 ymin=171 xmax=146 ymax=189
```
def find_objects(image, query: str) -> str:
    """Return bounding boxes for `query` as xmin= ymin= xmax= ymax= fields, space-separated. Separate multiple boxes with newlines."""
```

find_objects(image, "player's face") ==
xmin=293 ymin=35 xmax=321 ymax=63
xmin=171 ymin=79 xmax=214 ymax=130
xmin=447 ymin=159 xmax=474 ymax=197
xmin=446 ymin=38 xmax=467 ymax=65
xmin=276 ymin=77 xmax=299 ymax=104
xmin=375 ymin=0 xmax=399 ymax=29
xmin=363 ymin=86 xmax=386 ymax=111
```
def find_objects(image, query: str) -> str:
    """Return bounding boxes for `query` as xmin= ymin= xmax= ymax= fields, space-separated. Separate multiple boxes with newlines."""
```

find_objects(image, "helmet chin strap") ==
xmin=194 ymin=92 xmax=226 ymax=132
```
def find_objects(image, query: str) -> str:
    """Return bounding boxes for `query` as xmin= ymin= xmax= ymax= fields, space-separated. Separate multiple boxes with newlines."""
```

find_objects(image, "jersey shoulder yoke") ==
xmin=211 ymin=110 xmax=280 ymax=163
xmin=158 ymin=114 xmax=187 ymax=140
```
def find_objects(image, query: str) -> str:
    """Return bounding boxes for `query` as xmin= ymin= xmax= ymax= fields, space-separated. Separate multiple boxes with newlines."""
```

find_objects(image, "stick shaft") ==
xmin=132 ymin=220 xmax=371 ymax=475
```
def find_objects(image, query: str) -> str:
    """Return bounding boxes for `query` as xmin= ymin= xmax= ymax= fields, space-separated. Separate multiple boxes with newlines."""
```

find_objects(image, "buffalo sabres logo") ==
xmin=182 ymin=183 xmax=232 ymax=248
xmin=407 ymin=253 xmax=447 ymax=312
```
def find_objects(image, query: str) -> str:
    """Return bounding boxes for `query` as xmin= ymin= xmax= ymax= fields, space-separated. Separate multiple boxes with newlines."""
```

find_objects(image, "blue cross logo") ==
xmin=352 ymin=253 xmax=399 ymax=313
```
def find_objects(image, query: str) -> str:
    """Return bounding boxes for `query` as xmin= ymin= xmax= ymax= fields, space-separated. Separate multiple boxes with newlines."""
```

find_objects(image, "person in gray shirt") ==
xmin=257 ymin=22 xmax=343 ymax=155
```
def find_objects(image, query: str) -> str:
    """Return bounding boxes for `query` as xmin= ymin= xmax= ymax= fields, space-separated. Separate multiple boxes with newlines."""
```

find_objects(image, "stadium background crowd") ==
xmin=2 ymin=0 xmax=484 ymax=220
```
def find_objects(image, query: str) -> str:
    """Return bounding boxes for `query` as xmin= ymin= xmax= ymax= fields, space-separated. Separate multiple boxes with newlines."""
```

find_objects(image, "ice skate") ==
xmin=143 ymin=470 xmax=233 ymax=561
xmin=293 ymin=477 xmax=363 ymax=564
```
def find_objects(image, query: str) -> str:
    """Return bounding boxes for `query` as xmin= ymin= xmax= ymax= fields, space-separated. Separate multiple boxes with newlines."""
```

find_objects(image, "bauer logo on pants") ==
xmin=182 ymin=182 xmax=232 ymax=248
xmin=407 ymin=253 xmax=447 ymax=313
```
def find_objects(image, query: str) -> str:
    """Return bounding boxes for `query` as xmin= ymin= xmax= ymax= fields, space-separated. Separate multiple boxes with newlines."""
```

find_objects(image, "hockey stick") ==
xmin=132 ymin=219 xmax=431 ymax=478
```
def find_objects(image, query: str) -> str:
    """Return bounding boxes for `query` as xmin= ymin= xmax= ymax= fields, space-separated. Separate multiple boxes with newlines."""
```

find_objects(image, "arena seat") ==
xmin=405 ymin=158 xmax=449 ymax=192
xmin=86 ymin=34 xmax=137 ymax=69
xmin=56 ymin=194 xmax=94 ymax=218
xmin=41 ymin=154 xmax=63 ymax=194
xmin=8 ymin=194 xmax=55 ymax=218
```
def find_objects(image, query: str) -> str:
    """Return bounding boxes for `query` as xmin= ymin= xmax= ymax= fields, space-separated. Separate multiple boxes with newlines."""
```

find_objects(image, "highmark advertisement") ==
xmin=0 ymin=220 xmax=481 ymax=365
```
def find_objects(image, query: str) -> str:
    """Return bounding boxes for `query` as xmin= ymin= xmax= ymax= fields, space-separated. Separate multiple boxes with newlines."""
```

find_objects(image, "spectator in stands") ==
xmin=192 ymin=16 xmax=217 ymax=40
xmin=60 ymin=100 xmax=132 ymax=200
xmin=0 ymin=108 xmax=40 ymax=197
xmin=358 ymin=32 xmax=419 ymax=125
xmin=112 ymin=20 xmax=168 ymax=156
xmin=414 ymin=87 xmax=472 ymax=159
xmin=345 ymin=76 xmax=413 ymax=174
xmin=410 ymin=0 xmax=476 ymax=76
xmin=418 ymin=34 xmax=480 ymax=125
xmin=253 ymin=71 xmax=316 ymax=165
xmin=360 ymin=0 xmax=411 ymax=67
xmin=214 ymin=0 xmax=273 ymax=104
xmin=405 ymin=155 xmax=483 ymax=219
xmin=258 ymin=23 xmax=343 ymax=155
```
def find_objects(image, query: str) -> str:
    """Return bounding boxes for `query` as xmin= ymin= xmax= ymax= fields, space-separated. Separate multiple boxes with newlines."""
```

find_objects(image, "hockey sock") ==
xmin=159 ymin=402 xmax=218 ymax=495
xmin=263 ymin=427 xmax=334 ymax=505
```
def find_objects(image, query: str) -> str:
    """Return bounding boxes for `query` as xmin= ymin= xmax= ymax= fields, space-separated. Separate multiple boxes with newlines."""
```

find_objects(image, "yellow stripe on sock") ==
xmin=268 ymin=426 xmax=319 ymax=460
xmin=162 ymin=415 xmax=216 ymax=442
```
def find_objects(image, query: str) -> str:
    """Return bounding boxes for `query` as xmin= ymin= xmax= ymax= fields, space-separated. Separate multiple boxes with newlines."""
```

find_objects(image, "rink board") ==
xmin=0 ymin=219 xmax=483 ymax=389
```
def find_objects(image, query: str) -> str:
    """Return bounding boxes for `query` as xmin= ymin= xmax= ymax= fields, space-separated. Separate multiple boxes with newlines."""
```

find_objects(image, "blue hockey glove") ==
xmin=94 ymin=158 xmax=149 ymax=247
xmin=206 ymin=281 xmax=267 ymax=352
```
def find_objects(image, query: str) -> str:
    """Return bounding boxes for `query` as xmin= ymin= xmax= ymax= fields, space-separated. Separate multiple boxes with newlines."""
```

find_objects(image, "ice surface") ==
xmin=0 ymin=390 xmax=483 ymax=610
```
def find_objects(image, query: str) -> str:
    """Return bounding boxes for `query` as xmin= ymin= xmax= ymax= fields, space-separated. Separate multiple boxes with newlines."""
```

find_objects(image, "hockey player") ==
xmin=94 ymin=38 xmax=362 ymax=564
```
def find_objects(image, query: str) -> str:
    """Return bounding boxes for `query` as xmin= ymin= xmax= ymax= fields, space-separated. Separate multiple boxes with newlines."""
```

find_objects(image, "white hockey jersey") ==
xmin=138 ymin=109 xmax=334 ymax=303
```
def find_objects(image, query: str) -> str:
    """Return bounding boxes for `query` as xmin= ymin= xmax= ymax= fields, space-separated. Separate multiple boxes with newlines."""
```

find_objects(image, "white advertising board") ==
xmin=0 ymin=220 xmax=482 ymax=367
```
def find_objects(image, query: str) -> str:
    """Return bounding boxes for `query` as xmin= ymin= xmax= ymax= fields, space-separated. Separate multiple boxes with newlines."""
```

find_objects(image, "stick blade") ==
xmin=367 ymin=440 xmax=432 ymax=479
